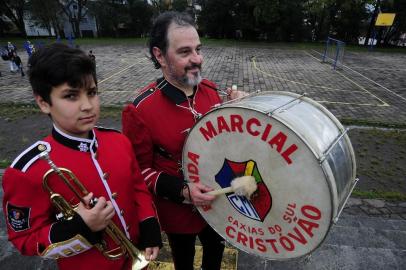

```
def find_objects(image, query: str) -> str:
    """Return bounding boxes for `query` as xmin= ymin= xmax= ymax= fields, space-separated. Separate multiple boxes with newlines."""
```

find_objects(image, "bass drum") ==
xmin=182 ymin=91 xmax=357 ymax=260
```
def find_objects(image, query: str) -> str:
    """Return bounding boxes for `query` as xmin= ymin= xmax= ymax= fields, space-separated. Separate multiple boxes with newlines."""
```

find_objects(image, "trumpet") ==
xmin=39 ymin=151 xmax=149 ymax=270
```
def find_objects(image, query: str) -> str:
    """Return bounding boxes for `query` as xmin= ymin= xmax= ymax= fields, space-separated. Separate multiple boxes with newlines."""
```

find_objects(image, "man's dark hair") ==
xmin=28 ymin=43 xmax=96 ymax=104
xmin=148 ymin=11 xmax=195 ymax=69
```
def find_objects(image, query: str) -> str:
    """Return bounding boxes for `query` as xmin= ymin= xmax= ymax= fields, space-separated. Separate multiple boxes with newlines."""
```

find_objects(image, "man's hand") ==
xmin=144 ymin=246 xmax=160 ymax=261
xmin=76 ymin=192 xmax=115 ymax=232
xmin=182 ymin=182 xmax=216 ymax=206
xmin=226 ymin=85 xmax=249 ymax=100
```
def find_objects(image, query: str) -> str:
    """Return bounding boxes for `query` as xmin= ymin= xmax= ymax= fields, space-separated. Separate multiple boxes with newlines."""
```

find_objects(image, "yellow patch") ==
xmin=149 ymin=242 xmax=238 ymax=270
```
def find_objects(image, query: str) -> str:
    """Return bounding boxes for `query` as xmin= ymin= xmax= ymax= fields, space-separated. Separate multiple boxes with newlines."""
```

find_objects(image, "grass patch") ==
xmin=341 ymin=118 xmax=406 ymax=129
xmin=100 ymin=106 xmax=123 ymax=118
xmin=352 ymin=189 xmax=406 ymax=201
xmin=0 ymin=103 xmax=122 ymax=120
xmin=0 ymin=159 xmax=11 ymax=168
xmin=2 ymin=37 xmax=405 ymax=53
xmin=0 ymin=103 xmax=40 ymax=120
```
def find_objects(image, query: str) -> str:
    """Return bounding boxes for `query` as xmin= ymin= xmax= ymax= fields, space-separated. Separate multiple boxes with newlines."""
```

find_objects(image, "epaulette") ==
xmin=96 ymin=126 xmax=121 ymax=133
xmin=10 ymin=141 xmax=51 ymax=172
xmin=132 ymin=88 xmax=156 ymax=107
xmin=200 ymin=79 xmax=219 ymax=92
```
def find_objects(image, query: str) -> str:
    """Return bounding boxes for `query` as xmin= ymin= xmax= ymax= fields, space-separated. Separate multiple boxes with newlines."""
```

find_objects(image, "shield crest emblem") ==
xmin=215 ymin=159 xmax=272 ymax=222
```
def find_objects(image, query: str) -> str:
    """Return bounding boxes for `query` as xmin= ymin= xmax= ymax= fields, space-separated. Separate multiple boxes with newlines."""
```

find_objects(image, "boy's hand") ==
xmin=144 ymin=246 xmax=160 ymax=261
xmin=76 ymin=192 xmax=115 ymax=232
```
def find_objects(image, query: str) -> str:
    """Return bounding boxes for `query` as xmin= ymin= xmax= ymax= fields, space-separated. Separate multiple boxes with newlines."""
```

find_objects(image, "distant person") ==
xmin=12 ymin=52 xmax=25 ymax=77
xmin=24 ymin=40 xmax=35 ymax=57
xmin=6 ymin=41 xmax=18 ymax=72
xmin=2 ymin=43 xmax=162 ymax=270
xmin=88 ymin=50 xmax=96 ymax=65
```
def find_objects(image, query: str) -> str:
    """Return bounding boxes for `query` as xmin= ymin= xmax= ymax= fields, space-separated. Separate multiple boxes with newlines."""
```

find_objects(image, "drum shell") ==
xmin=182 ymin=91 xmax=356 ymax=260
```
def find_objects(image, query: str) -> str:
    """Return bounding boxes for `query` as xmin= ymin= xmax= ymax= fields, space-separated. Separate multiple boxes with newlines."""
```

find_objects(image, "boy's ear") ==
xmin=152 ymin=47 xmax=166 ymax=68
xmin=34 ymin=95 xmax=51 ymax=114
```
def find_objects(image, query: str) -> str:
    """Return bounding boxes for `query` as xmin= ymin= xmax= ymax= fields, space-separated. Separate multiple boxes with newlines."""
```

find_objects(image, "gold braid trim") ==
xmin=39 ymin=234 xmax=92 ymax=259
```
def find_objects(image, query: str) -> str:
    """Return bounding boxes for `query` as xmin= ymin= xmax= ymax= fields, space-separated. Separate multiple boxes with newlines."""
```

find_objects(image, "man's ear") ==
xmin=34 ymin=95 xmax=51 ymax=114
xmin=152 ymin=47 xmax=166 ymax=68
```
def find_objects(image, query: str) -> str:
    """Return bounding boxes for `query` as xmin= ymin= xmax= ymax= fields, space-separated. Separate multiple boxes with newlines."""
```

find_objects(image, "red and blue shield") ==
xmin=215 ymin=159 xmax=272 ymax=222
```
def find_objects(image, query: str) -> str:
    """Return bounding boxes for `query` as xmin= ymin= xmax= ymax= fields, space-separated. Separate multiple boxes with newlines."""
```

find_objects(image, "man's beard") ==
xmin=168 ymin=63 xmax=202 ymax=87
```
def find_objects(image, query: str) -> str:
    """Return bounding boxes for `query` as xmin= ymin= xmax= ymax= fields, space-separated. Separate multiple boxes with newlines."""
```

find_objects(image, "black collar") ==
xmin=157 ymin=77 xmax=197 ymax=105
xmin=52 ymin=126 xmax=98 ymax=153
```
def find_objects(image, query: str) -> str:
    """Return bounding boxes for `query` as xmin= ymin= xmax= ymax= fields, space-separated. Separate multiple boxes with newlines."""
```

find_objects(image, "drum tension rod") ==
xmin=319 ymin=128 xmax=349 ymax=163
xmin=266 ymin=93 xmax=306 ymax=116
xmin=334 ymin=177 xmax=359 ymax=223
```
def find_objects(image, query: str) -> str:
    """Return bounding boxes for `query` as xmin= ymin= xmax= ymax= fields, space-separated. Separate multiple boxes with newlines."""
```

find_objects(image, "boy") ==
xmin=2 ymin=43 xmax=162 ymax=270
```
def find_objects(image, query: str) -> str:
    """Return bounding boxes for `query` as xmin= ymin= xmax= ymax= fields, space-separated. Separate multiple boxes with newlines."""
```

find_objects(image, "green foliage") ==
xmin=352 ymin=189 xmax=406 ymax=201
xmin=340 ymin=118 xmax=406 ymax=129
xmin=0 ymin=159 xmax=11 ymax=168
xmin=0 ymin=103 xmax=122 ymax=121
xmin=197 ymin=0 xmax=372 ymax=42
xmin=2 ymin=0 xmax=406 ymax=45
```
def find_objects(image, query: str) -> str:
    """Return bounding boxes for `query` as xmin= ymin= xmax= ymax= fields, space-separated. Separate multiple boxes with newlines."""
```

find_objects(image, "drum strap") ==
xmin=153 ymin=145 xmax=183 ymax=173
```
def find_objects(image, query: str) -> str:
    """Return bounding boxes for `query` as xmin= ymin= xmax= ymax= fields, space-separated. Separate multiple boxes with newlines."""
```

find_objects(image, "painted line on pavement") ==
xmin=305 ymin=51 xmax=388 ymax=106
xmin=311 ymin=49 xmax=406 ymax=103
xmin=252 ymin=54 xmax=386 ymax=106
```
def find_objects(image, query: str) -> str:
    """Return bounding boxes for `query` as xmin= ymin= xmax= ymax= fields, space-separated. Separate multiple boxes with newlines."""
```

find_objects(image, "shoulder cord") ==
xmin=175 ymin=84 xmax=202 ymax=121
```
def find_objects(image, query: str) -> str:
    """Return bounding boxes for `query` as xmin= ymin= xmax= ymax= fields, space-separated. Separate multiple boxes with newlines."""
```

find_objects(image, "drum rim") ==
xmin=181 ymin=91 xmax=356 ymax=260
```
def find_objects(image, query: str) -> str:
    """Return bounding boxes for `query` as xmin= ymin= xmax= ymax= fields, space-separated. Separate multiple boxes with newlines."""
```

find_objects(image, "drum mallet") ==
xmin=206 ymin=176 xmax=257 ymax=198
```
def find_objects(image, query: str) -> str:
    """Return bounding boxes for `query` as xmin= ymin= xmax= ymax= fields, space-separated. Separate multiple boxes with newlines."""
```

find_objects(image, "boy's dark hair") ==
xmin=28 ymin=43 xmax=96 ymax=104
xmin=148 ymin=11 xmax=195 ymax=69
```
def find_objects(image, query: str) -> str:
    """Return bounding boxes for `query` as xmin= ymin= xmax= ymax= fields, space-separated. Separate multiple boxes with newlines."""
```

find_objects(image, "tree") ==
xmin=332 ymin=0 xmax=371 ymax=43
xmin=127 ymin=0 xmax=154 ymax=37
xmin=379 ymin=0 xmax=406 ymax=46
xmin=28 ymin=0 xmax=64 ymax=37
xmin=150 ymin=0 xmax=172 ymax=15
xmin=364 ymin=0 xmax=381 ymax=45
xmin=55 ymin=0 xmax=88 ymax=38
xmin=197 ymin=0 xmax=237 ymax=39
xmin=87 ymin=0 xmax=129 ymax=37
xmin=0 ymin=0 xmax=27 ymax=37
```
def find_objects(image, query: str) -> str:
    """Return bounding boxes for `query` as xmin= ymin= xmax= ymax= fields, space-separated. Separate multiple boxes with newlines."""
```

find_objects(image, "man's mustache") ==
xmin=185 ymin=63 xmax=201 ymax=71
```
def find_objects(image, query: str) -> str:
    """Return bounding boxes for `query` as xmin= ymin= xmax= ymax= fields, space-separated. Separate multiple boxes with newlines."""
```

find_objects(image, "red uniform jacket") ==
xmin=122 ymin=78 xmax=222 ymax=234
xmin=2 ymin=126 xmax=161 ymax=270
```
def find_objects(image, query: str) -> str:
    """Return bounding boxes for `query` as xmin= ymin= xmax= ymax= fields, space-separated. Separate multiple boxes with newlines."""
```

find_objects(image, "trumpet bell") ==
xmin=132 ymin=254 xmax=149 ymax=270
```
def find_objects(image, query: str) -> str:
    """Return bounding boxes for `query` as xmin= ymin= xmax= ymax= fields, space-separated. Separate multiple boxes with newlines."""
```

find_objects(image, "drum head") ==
xmin=183 ymin=106 xmax=333 ymax=260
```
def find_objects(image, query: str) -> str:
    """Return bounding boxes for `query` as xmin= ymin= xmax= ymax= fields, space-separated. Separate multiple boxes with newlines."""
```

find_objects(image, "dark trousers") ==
xmin=167 ymin=225 xmax=225 ymax=270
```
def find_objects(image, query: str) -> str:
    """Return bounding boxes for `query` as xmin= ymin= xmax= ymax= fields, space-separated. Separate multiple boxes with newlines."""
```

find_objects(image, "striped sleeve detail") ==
xmin=141 ymin=168 xmax=160 ymax=194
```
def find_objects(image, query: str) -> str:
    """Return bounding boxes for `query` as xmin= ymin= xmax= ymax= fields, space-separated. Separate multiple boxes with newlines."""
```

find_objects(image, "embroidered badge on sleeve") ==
xmin=6 ymin=203 xmax=31 ymax=232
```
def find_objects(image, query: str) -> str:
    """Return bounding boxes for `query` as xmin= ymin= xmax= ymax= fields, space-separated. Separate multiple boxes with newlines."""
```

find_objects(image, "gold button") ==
xmin=63 ymin=249 xmax=73 ymax=256
xmin=120 ymin=209 xmax=124 ymax=216
xmin=38 ymin=144 xmax=47 ymax=151
xmin=73 ymin=244 xmax=84 ymax=252
xmin=112 ymin=192 xmax=118 ymax=199
xmin=103 ymin=172 xmax=109 ymax=180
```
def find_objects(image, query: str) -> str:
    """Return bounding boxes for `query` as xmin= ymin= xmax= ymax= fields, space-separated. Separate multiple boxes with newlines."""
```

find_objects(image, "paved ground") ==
xmin=1 ymin=44 xmax=406 ymax=125
xmin=0 ymin=44 xmax=405 ymax=269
